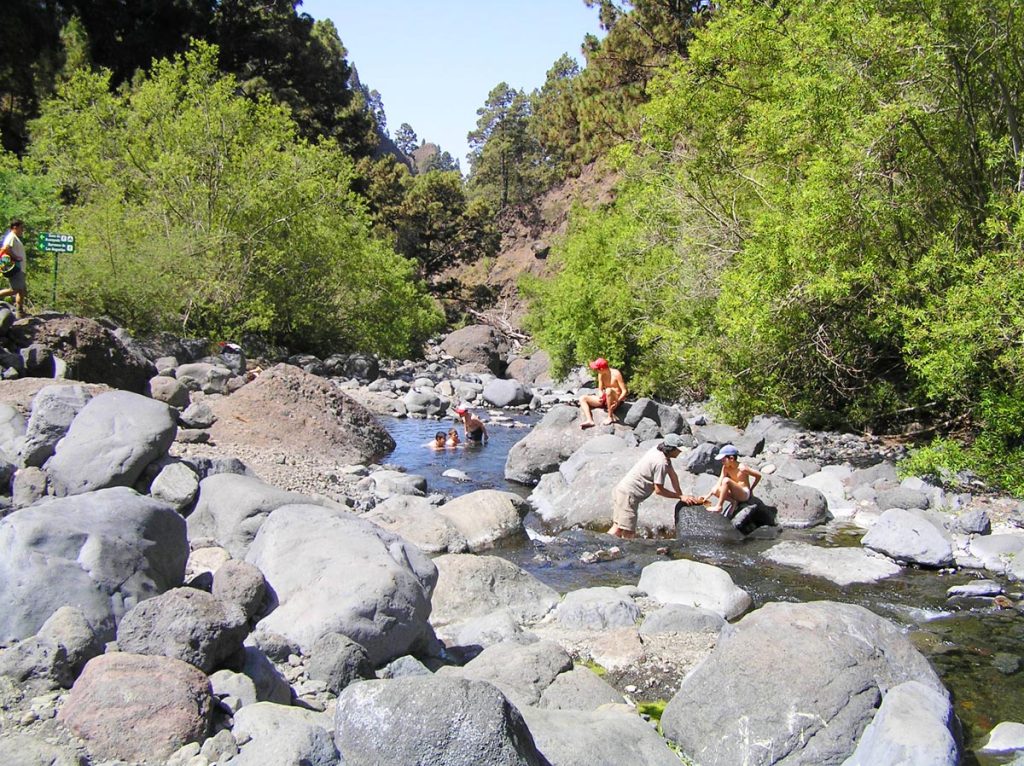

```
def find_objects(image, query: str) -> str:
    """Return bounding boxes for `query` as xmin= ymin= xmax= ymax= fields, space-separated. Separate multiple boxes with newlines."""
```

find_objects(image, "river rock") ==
xmin=981 ymin=721 xmax=1024 ymax=753
xmin=179 ymin=400 xmax=216 ymax=429
xmin=947 ymin=580 xmax=1003 ymax=598
xmin=445 ymin=608 xmax=531 ymax=656
xmin=0 ymin=487 xmax=187 ymax=643
xmin=364 ymin=495 xmax=468 ymax=554
xmin=551 ymin=587 xmax=641 ymax=630
xmin=954 ymin=508 xmax=991 ymax=535
xmin=308 ymin=632 xmax=374 ymax=695
xmin=622 ymin=398 xmax=659 ymax=428
xmin=861 ymin=508 xmax=954 ymax=567
xmin=10 ymin=315 xmax=155 ymax=392
xmin=59 ymin=653 xmax=212 ymax=763
xmin=744 ymin=414 xmax=803 ymax=445
xmin=358 ymin=469 xmax=428 ymax=498
xmin=212 ymin=559 xmax=267 ymax=619
xmin=403 ymin=389 xmax=445 ymax=416
xmin=505 ymin=350 xmax=551 ymax=385
xmin=335 ymin=676 xmax=544 ymax=766
xmin=150 ymin=460 xmax=200 ymax=511
xmin=796 ymin=468 xmax=856 ymax=519
xmin=206 ymin=363 xmax=395 ymax=463
xmin=504 ymin=404 xmax=594 ymax=484
xmin=638 ymin=560 xmax=752 ymax=620
xmin=0 ymin=402 xmax=26 ymax=457
xmin=147 ymin=374 xmax=190 ymax=408
xmin=754 ymin=476 xmax=830 ymax=528
xmin=231 ymin=702 xmax=339 ymax=766
xmin=429 ymin=554 xmax=559 ymax=629
xmin=0 ymin=733 xmax=85 ymax=766
xmin=116 ymin=587 xmax=248 ymax=673
xmin=186 ymin=473 xmax=314 ymax=559
xmin=483 ymin=378 xmax=531 ymax=407
xmin=691 ymin=422 xmax=743 ymax=446
xmin=681 ymin=442 xmax=719 ymax=475
xmin=175 ymin=362 xmax=232 ymax=394
xmin=520 ymin=707 xmax=682 ymax=766
xmin=842 ymin=680 xmax=959 ymax=766
xmin=247 ymin=504 xmax=437 ymax=664
xmin=661 ymin=600 xmax=947 ymax=766
xmin=439 ymin=639 xmax=573 ymax=708
xmin=439 ymin=325 xmax=508 ymax=375
xmin=45 ymin=390 xmax=177 ymax=496
xmin=639 ymin=604 xmax=726 ymax=636
xmin=538 ymin=665 xmax=626 ymax=710
xmin=876 ymin=486 xmax=931 ymax=510
xmin=437 ymin=490 xmax=528 ymax=551
xmin=969 ymin=534 xmax=1024 ymax=576
xmin=763 ymin=541 xmax=902 ymax=585
xmin=20 ymin=384 xmax=92 ymax=467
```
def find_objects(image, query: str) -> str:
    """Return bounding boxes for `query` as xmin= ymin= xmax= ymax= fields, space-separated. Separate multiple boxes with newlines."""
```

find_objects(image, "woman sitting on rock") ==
xmin=705 ymin=444 xmax=761 ymax=517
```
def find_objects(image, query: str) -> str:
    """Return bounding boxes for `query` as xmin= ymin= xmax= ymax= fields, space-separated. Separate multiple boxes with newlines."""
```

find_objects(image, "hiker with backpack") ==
xmin=0 ymin=219 xmax=28 ymax=318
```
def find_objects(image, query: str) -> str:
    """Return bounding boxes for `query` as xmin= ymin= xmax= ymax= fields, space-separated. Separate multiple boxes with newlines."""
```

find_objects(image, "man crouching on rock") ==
xmin=607 ymin=433 xmax=703 ymax=539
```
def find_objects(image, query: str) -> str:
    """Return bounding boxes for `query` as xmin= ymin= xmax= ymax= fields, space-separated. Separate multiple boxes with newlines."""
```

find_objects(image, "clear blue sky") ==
xmin=299 ymin=0 xmax=604 ymax=169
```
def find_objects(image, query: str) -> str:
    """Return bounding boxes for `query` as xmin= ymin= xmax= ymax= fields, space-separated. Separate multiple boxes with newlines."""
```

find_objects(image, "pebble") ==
xmin=19 ymin=710 xmax=37 ymax=725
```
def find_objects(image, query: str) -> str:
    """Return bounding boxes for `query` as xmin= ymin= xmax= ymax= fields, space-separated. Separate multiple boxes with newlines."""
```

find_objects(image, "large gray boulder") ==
xmin=116 ymin=587 xmax=249 ymax=673
xmin=551 ymin=587 xmax=641 ymax=631
xmin=0 ymin=402 xmax=26 ymax=458
xmin=175 ymin=362 xmax=233 ymax=394
xmin=0 ymin=488 xmax=187 ymax=643
xmin=505 ymin=350 xmax=551 ymax=385
xmin=505 ymin=405 xmax=594 ymax=485
xmin=334 ymin=676 xmax=547 ymax=766
xmin=439 ymin=325 xmax=509 ymax=375
xmin=537 ymin=666 xmax=626 ymax=711
xmin=754 ymin=475 xmax=830 ymax=528
xmin=861 ymin=508 xmax=954 ymax=567
xmin=744 ymin=414 xmax=803 ymax=445
xmin=45 ymin=390 xmax=177 ymax=496
xmin=58 ymin=653 xmax=212 ymax=764
xmin=437 ymin=490 xmax=529 ymax=551
xmin=638 ymin=560 xmax=752 ymax=620
xmin=0 ymin=733 xmax=86 ymax=766
xmin=247 ymin=504 xmax=437 ymax=664
xmin=520 ymin=707 xmax=682 ymax=766
xmin=186 ymin=473 xmax=314 ymax=558
xmin=20 ymin=384 xmax=92 ymax=467
xmin=231 ymin=702 xmax=339 ymax=766
xmin=841 ymin=680 xmax=959 ymax=766
xmin=429 ymin=554 xmax=559 ymax=630
xmin=364 ymin=495 xmax=468 ymax=554
xmin=661 ymin=601 xmax=948 ymax=766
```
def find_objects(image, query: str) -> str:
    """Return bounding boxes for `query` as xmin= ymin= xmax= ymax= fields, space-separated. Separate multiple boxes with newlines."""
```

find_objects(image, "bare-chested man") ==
xmin=579 ymin=357 xmax=627 ymax=429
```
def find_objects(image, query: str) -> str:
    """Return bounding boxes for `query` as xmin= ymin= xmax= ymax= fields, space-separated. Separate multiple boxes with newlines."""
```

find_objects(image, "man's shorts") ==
xmin=611 ymin=487 xmax=641 ymax=533
xmin=7 ymin=268 xmax=25 ymax=292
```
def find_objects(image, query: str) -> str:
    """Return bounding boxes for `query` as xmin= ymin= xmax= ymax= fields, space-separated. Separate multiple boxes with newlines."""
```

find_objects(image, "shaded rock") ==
xmin=335 ymin=676 xmax=544 ymax=766
xmin=638 ymin=560 xmax=752 ymax=620
xmin=504 ymin=405 xmax=593 ymax=485
xmin=796 ymin=469 xmax=856 ymax=519
xmin=661 ymin=601 xmax=947 ymax=766
xmin=842 ymin=681 xmax=959 ymax=766
xmin=445 ymin=609 xmax=529 ymax=655
xmin=0 ymin=636 xmax=70 ymax=688
xmin=681 ymin=442 xmax=719 ymax=476
xmin=116 ymin=587 xmax=248 ymax=673
xmin=430 ymin=554 xmax=559 ymax=629
xmin=9 ymin=316 xmax=155 ymax=392
xmin=520 ymin=706 xmax=681 ymax=766
xmin=437 ymin=490 xmax=528 ymax=551
xmin=364 ymin=495 xmax=468 ymax=554
xmin=505 ymin=351 xmax=551 ymax=385
xmin=0 ymin=733 xmax=86 ymax=766
xmin=37 ymin=605 xmax=103 ymax=680
xmin=179 ymin=400 xmax=216 ymax=429
xmin=308 ymin=632 xmax=374 ymax=695
xmin=763 ymin=541 xmax=902 ymax=586
xmin=378 ymin=655 xmax=432 ymax=679
xmin=0 ymin=402 xmax=26 ymax=457
xmin=639 ymin=604 xmax=726 ymax=636
xmin=207 ymin=364 xmax=395 ymax=463
xmin=239 ymin=645 xmax=292 ymax=705
xmin=0 ymin=487 xmax=187 ymax=643
xmin=955 ymin=508 xmax=991 ymax=535
xmin=20 ymin=384 xmax=92 ymax=467
xmin=212 ymin=559 xmax=267 ymax=619
xmin=231 ymin=702 xmax=339 ymax=766
xmin=656 ymin=404 xmax=689 ymax=435
xmin=439 ymin=325 xmax=508 ymax=375
xmin=862 ymin=508 xmax=954 ymax=567
xmin=622 ymin=398 xmax=659 ymax=428
xmin=744 ymin=414 xmax=803 ymax=445
xmin=551 ymin=587 xmax=641 ymax=630
xmin=248 ymin=504 xmax=437 ymax=664
xmin=59 ymin=653 xmax=212 ymax=763
xmin=538 ymin=665 xmax=626 ymax=711
xmin=175 ymin=362 xmax=232 ymax=394
xmin=691 ymin=423 xmax=743 ymax=445
xmin=11 ymin=465 xmax=46 ymax=507
xmin=186 ymin=473 xmax=314 ymax=559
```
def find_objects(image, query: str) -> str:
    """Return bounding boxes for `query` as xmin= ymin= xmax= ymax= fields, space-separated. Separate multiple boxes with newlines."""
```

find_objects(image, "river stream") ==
xmin=382 ymin=415 xmax=1024 ymax=764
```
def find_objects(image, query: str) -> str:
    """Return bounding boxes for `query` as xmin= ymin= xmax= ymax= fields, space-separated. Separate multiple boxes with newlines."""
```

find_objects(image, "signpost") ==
xmin=35 ymin=232 xmax=75 ymax=305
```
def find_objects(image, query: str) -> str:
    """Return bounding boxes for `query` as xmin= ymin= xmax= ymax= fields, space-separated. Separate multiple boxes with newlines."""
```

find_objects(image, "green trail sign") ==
xmin=36 ymin=232 xmax=75 ymax=253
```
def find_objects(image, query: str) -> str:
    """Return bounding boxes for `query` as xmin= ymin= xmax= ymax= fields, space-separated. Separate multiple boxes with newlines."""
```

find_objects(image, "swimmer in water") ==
xmin=447 ymin=428 xmax=461 ymax=447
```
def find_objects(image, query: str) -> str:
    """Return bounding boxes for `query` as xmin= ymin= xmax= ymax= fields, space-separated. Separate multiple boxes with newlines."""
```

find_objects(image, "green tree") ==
xmin=394 ymin=123 xmax=420 ymax=156
xmin=467 ymin=83 xmax=542 ymax=208
xmin=30 ymin=41 xmax=441 ymax=356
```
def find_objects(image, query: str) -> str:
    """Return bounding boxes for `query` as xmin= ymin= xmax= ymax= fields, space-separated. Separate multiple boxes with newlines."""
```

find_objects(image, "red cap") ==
xmin=589 ymin=358 xmax=609 ymax=370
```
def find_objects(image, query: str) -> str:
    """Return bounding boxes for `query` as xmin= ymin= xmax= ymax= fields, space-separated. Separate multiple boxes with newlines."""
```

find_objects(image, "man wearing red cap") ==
xmin=579 ymin=357 xmax=628 ymax=429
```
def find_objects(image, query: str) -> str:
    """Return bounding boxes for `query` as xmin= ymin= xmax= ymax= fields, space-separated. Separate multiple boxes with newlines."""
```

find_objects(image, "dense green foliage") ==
xmin=29 ymin=43 xmax=442 ymax=356
xmin=527 ymin=0 xmax=1024 ymax=491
